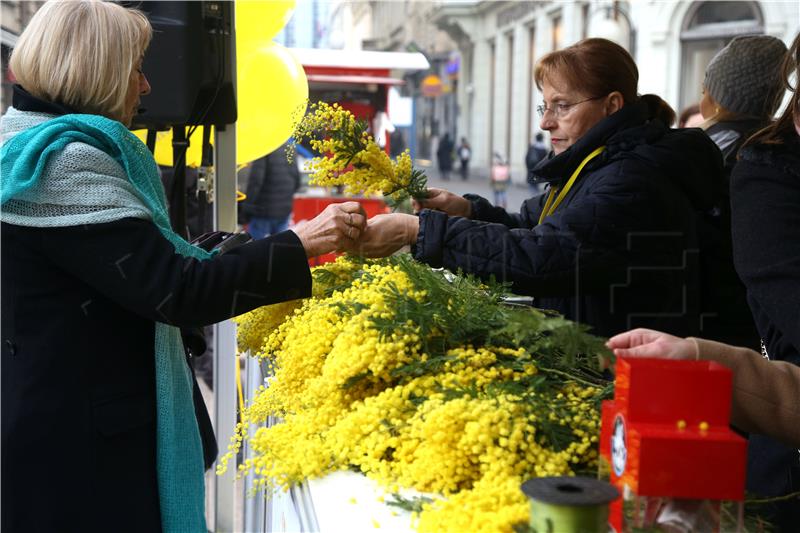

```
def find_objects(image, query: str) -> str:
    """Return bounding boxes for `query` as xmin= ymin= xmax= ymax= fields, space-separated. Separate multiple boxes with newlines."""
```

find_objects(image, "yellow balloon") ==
xmin=132 ymin=127 xmax=212 ymax=168
xmin=236 ymin=0 xmax=296 ymax=43
xmin=237 ymin=43 xmax=308 ymax=164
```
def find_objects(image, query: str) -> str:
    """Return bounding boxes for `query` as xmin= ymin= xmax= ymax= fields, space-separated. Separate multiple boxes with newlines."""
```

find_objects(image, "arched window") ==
xmin=679 ymin=1 xmax=763 ymax=110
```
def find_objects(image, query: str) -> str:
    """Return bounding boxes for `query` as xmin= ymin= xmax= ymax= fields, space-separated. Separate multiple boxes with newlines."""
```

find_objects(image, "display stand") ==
xmin=212 ymin=122 xmax=239 ymax=532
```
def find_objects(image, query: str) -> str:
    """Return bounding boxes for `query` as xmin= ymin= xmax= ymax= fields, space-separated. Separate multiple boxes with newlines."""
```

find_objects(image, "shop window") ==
xmin=551 ymin=15 xmax=562 ymax=51
xmin=679 ymin=1 xmax=763 ymax=110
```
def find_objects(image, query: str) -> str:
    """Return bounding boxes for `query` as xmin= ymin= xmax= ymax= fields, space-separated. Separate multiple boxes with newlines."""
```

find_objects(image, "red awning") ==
xmin=306 ymin=73 xmax=405 ymax=86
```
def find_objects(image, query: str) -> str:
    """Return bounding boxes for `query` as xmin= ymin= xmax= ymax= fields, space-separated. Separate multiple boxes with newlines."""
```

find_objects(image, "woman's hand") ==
xmin=355 ymin=213 xmax=419 ymax=258
xmin=292 ymin=202 xmax=367 ymax=258
xmin=412 ymin=188 xmax=472 ymax=218
xmin=606 ymin=328 xmax=698 ymax=360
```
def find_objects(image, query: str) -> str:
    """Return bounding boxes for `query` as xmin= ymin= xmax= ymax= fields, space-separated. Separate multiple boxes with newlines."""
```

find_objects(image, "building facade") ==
xmin=436 ymin=0 xmax=800 ymax=184
xmin=1 ymin=1 xmax=45 ymax=113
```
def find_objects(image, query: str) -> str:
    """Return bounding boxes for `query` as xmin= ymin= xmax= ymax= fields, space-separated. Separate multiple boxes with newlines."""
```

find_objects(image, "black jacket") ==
xmin=241 ymin=143 xmax=301 ymax=221
xmin=730 ymin=134 xmax=800 ymax=526
xmin=415 ymin=100 xmax=730 ymax=338
xmin=1 ymin=221 xmax=311 ymax=533
xmin=732 ymin=134 xmax=800 ymax=364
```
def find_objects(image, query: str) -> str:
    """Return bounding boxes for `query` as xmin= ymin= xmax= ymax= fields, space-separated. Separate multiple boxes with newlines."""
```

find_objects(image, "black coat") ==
xmin=731 ymin=134 xmax=800 ymax=517
xmin=414 ymin=100 xmax=731 ymax=339
xmin=241 ymin=143 xmax=301 ymax=221
xmin=436 ymin=136 xmax=454 ymax=172
xmin=1 ymin=217 xmax=311 ymax=532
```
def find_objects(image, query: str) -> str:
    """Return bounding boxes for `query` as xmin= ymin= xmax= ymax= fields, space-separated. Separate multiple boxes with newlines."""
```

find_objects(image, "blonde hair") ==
xmin=10 ymin=0 xmax=151 ymax=122
xmin=699 ymin=101 xmax=741 ymax=132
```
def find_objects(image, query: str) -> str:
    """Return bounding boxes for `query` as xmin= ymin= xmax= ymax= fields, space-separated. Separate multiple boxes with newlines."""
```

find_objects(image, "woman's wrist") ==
xmin=463 ymin=199 xmax=472 ymax=218
xmin=405 ymin=214 xmax=420 ymax=246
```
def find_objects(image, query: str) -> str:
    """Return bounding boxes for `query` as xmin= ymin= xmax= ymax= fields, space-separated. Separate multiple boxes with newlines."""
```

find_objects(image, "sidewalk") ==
xmin=415 ymin=160 xmax=538 ymax=212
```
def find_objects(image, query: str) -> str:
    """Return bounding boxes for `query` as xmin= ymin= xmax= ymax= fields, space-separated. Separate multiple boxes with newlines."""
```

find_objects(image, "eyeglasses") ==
xmin=536 ymin=96 xmax=604 ymax=118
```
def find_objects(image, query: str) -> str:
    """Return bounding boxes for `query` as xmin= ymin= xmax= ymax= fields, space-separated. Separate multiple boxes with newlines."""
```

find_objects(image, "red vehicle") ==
xmin=291 ymin=47 xmax=428 ymax=155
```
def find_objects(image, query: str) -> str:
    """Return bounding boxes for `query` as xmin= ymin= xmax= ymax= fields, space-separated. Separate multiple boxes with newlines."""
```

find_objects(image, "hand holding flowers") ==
xmin=412 ymin=187 xmax=472 ymax=218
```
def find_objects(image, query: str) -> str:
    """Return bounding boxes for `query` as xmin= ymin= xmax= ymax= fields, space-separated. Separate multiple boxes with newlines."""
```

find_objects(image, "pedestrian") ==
xmin=241 ymin=140 xmax=301 ymax=239
xmin=371 ymin=104 xmax=395 ymax=150
xmin=436 ymin=133 xmax=454 ymax=181
xmin=0 ymin=2 xmax=365 ymax=531
xmin=457 ymin=137 xmax=471 ymax=180
xmin=525 ymin=132 xmax=548 ymax=193
xmin=728 ymin=33 xmax=800 ymax=531
xmin=525 ymin=132 xmax=547 ymax=176
xmin=357 ymin=38 xmax=727 ymax=340
xmin=490 ymin=151 xmax=510 ymax=208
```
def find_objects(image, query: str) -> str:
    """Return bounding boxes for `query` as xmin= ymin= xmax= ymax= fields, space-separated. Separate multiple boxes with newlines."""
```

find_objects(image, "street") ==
xmin=415 ymin=160 xmax=540 ymax=214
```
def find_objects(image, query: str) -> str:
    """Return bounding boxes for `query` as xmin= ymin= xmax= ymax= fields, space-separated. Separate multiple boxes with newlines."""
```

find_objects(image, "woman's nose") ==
xmin=140 ymin=74 xmax=151 ymax=96
xmin=539 ymin=113 xmax=556 ymax=130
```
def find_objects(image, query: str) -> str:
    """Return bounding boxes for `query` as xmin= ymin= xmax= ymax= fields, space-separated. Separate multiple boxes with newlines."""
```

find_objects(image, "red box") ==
xmin=601 ymin=357 xmax=747 ymax=531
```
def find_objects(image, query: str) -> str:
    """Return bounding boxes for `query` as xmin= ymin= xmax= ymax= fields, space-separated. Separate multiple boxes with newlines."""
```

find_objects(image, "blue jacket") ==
xmin=414 ymin=100 xmax=730 ymax=338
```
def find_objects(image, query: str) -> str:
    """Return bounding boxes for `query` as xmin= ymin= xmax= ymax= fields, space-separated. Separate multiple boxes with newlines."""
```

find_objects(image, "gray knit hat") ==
xmin=704 ymin=35 xmax=788 ymax=118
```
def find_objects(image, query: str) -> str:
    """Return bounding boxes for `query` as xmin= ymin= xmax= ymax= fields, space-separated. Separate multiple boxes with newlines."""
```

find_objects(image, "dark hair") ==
xmin=535 ymin=38 xmax=676 ymax=126
xmin=745 ymin=33 xmax=799 ymax=146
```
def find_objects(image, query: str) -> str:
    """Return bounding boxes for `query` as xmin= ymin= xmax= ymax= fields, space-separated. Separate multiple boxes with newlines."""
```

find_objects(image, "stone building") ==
xmin=435 ymin=0 xmax=800 ymax=184
xmin=1 ymin=1 xmax=45 ymax=113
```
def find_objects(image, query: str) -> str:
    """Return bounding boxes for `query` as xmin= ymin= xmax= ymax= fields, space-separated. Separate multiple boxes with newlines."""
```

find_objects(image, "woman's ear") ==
xmin=605 ymin=91 xmax=624 ymax=115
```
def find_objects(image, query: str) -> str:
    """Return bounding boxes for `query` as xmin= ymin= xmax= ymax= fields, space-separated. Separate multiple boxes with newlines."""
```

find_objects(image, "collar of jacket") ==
xmin=531 ymin=99 xmax=659 ymax=186
xmin=12 ymin=84 xmax=77 ymax=116
xmin=739 ymin=132 xmax=800 ymax=180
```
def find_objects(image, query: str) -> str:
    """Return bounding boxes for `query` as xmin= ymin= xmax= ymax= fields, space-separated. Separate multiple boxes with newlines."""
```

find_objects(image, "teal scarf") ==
xmin=1 ymin=113 xmax=210 ymax=533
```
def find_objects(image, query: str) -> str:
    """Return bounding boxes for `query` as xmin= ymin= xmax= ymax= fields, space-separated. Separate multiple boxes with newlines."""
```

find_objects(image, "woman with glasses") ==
xmin=356 ymin=38 xmax=727 ymax=339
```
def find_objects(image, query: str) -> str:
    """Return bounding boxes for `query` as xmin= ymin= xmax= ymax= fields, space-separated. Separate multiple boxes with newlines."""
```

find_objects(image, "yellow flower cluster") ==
xmin=292 ymin=102 xmax=424 ymax=201
xmin=223 ymin=255 xmax=605 ymax=533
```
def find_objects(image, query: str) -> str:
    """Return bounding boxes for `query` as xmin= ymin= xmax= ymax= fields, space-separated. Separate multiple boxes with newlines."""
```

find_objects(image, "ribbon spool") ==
xmin=520 ymin=476 xmax=619 ymax=533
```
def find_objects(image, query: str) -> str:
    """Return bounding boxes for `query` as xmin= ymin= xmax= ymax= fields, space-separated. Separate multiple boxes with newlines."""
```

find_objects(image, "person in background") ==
xmin=678 ymin=103 xmax=704 ymax=128
xmin=727 ymin=33 xmax=800 ymax=532
xmin=457 ymin=137 xmax=471 ymax=180
xmin=436 ymin=132 xmax=454 ymax=181
xmin=700 ymin=35 xmax=787 ymax=178
xmin=1 ymin=2 xmax=365 ymax=531
xmin=687 ymin=35 xmax=788 ymax=352
xmin=525 ymin=132 xmax=548 ymax=176
xmin=489 ymin=151 xmax=510 ymax=209
xmin=607 ymin=329 xmax=800 ymax=449
xmin=371 ymin=104 xmax=395 ymax=150
xmin=241 ymin=140 xmax=301 ymax=239
xmin=525 ymin=131 xmax=548 ymax=194
xmin=389 ymin=128 xmax=406 ymax=158
xmin=356 ymin=38 xmax=726 ymax=340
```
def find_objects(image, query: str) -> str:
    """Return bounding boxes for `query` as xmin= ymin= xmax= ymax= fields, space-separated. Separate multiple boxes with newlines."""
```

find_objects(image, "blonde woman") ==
xmin=1 ymin=2 xmax=364 ymax=531
xmin=700 ymin=35 xmax=787 ymax=177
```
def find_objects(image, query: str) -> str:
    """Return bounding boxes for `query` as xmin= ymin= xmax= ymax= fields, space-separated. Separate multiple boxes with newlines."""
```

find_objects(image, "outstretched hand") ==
xmin=606 ymin=328 xmax=698 ymax=360
xmin=412 ymin=188 xmax=472 ymax=218
xmin=352 ymin=213 xmax=419 ymax=258
xmin=292 ymin=201 xmax=367 ymax=258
